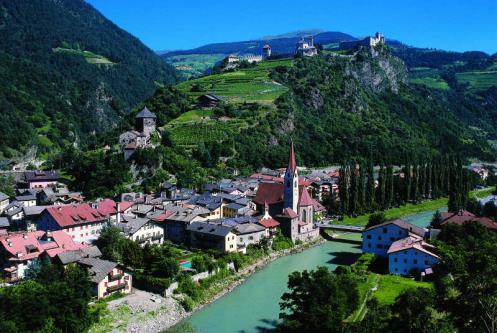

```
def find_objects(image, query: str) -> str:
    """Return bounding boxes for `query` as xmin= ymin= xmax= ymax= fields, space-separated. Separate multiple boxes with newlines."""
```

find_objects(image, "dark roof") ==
xmin=57 ymin=246 xmax=102 ymax=265
xmin=187 ymin=221 xmax=233 ymax=237
xmin=0 ymin=217 xmax=10 ymax=228
xmin=24 ymin=171 xmax=60 ymax=182
xmin=199 ymin=94 xmax=222 ymax=102
xmin=225 ymin=203 xmax=245 ymax=210
xmin=0 ymin=192 xmax=8 ymax=201
xmin=135 ymin=106 xmax=156 ymax=119
xmin=15 ymin=194 xmax=37 ymax=201
xmin=364 ymin=219 xmax=426 ymax=237
xmin=116 ymin=215 xmax=151 ymax=235
xmin=78 ymin=258 xmax=118 ymax=283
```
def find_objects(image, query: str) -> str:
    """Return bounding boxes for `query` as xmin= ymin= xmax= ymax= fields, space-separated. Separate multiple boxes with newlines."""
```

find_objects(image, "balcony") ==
xmin=107 ymin=282 xmax=127 ymax=293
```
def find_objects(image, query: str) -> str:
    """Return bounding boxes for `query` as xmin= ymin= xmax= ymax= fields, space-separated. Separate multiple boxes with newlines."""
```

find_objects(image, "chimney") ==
xmin=116 ymin=202 xmax=121 ymax=224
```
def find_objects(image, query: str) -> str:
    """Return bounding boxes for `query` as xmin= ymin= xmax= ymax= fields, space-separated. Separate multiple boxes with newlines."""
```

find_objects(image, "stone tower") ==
xmin=262 ymin=43 xmax=271 ymax=59
xmin=135 ymin=106 xmax=156 ymax=137
xmin=283 ymin=142 xmax=299 ymax=212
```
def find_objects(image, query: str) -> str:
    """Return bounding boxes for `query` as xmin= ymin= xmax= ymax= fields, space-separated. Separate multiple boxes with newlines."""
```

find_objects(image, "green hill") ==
xmin=0 ymin=0 xmax=179 ymax=158
xmin=142 ymin=47 xmax=496 ymax=173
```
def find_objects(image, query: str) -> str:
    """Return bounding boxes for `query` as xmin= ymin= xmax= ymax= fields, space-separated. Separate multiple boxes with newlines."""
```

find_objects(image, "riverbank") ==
xmin=90 ymin=238 xmax=326 ymax=333
xmin=341 ymin=186 xmax=493 ymax=226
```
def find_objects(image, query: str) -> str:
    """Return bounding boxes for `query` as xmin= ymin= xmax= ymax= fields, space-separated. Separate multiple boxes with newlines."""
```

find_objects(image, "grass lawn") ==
xmin=410 ymin=76 xmax=449 ymax=90
xmin=176 ymin=58 xmax=292 ymax=104
xmin=373 ymin=274 xmax=433 ymax=305
xmin=341 ymin=187 xmax=493 ymax=227
xmin=171 ymin=109 xmax=214 ymax=123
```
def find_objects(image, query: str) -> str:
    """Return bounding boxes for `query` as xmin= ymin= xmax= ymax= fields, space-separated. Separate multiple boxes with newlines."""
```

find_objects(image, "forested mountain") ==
xmin=0 ymin=0 xmax=179 ymax=158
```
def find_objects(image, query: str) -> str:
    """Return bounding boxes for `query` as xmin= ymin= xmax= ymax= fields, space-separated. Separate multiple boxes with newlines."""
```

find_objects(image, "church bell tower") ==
xmin=283 ymin=142 xmax=299 ymax=212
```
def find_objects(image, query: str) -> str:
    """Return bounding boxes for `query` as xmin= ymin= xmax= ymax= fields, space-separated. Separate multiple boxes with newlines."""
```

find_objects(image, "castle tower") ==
xmin=135 ymin=106 xmax=156 ymax=137
xmin=283 ymin=142 xmax=299 ymax=212
xmin=263 ymin=43 xmax=271 ymax=59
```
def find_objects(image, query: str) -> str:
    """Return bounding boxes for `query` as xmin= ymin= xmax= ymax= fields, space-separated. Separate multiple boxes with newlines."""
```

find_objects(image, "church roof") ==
xmin=287 ymin=142 xmax=297 ymax=174
xmin=298 ymin=188 xmax=313 ymax=207
xmin=281 ymin=208 xmax=298 ymax=219
xmin=135 ymin=107 xmax=156 ymax=119
xmin=253 ymin=182 xmax=284 ymax=205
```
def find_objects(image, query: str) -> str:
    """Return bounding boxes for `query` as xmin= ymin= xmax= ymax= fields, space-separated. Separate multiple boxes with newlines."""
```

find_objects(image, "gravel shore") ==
xmin=103 ymin=238 xmax=325 ymax=332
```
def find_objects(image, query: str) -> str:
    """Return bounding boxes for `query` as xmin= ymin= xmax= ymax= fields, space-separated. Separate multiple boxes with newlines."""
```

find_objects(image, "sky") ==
xmin=86 ymin=0 xmax=497 ymax=54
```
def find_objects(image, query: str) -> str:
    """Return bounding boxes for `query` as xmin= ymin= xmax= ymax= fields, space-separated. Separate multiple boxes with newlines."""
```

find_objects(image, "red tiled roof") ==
xmin=298 ymin=188 xmax=313 ymax=206
xmin=150 ymin=211 xmax=174 ymax=222
xmin=46 ymin=204 xmax=109 ymax=228
xmin=124 ymin=143 xmax=136 ymax=149
xmin=387 ymin=234 xmax=439 ymax=258
xmin=0 ymin=230 xmax=85 ymax=261
xmin=254 ymin=182 xmax=284 ymax=205
xmin=259 ymin=216 xmax=280 ymax=228
xmin=441 ymin=210 xmax=497 ymax=230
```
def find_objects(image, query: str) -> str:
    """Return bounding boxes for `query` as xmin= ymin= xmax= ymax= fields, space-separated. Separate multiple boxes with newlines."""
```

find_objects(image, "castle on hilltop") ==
xmin=295 ymin=36 xmax=318 ymax=57
xmin=340 ymin=32 xmax=385 ymax=50
xmin=119 ymin=107 xmax=156 ymax=160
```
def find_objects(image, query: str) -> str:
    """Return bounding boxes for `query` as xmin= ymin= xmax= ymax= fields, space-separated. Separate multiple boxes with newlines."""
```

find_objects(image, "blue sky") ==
xmin=87 ymin=0 xmax=497 ymax=54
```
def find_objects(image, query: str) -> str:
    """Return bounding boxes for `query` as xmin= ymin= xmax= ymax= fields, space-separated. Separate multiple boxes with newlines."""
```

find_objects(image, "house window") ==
xmin=403 ymin=259 xmax=407 ymax=263
xmin=366 ymin=235 xmax=371 ymax=239
xmin=390 ymin=237 xmax=394 ymax=241
xmin=376 ymin=244 xmax=382 ymax=249
xmin=394 ymin=258 xmax=398 ymax=262
xmin=377 ymin=236 xmax=382 ymax=240
xmin=395 ymin=268 xmax=398 ymax=272
xmin=398 ymin=230 xmax=402 ymax=235
xmin=367 ymin=243 xmax=371 ymax=248
xmin=383 ymin=228 xmax=387 ymax=233
xmin=424 ymin=260 xmax=428 ymax=265
xmin=413 ymin=259 xmax=418 ymax=264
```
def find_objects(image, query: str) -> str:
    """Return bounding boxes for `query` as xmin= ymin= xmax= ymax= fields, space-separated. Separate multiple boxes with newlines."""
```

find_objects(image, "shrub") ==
xmin=133 ymin=273 xmax=171 ymax=294
xmin=179 ymin=296 xmax=194 ymax=312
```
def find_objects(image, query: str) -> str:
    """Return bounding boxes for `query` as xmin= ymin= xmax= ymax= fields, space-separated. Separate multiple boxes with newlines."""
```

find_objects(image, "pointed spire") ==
xmin=287 ymin=141 xmax=297 ymax=174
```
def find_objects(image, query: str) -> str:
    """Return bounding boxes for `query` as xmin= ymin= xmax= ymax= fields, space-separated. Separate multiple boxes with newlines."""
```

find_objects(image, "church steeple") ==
xmin=284 ymin=141 xmax=299 ymax=212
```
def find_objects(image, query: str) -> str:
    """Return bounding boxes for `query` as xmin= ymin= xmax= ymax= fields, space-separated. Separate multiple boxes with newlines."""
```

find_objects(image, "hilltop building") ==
xmin=295 ymin=36 xmax=318 ymax=57
xmin=340 ymin=32 xmax=385 ymax=50
xmin=119 ymin=107 xmax=156 ymax=160
xmin=262 ymin=43 xmax=272 ymax=58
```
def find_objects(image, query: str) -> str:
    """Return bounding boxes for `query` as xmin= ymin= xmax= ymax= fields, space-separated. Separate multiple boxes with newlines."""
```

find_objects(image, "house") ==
xmin=223 ymin=202 xmax=247 ymax=217
xmin=115 ymin=215 xmax=164 ymax=246
xmin=37 ymin=204 xmax=110 ymax=244
xmin=362 ymin=220 xmax=426 ymax=256
xmin=23 ymin=205 xmax=51 ymax=231
xmin=440 ymin=210 xmax=497 ymax=231
xmin=37 ymin=187 xmax=83 ymax=206
xmin=15 ymin=194 xmax=37 ymax=207
xmin=4 ymin=202 xmax=24 ymax=223
xmin=187 ymin=221 xmax=237 ymax=253
xmin=387 ymin=234 xmax=440 ymax=276
xmin=23 ymin=171 xmax=60 ymax=189
xmin=197 ymin=94 xmax=222 ymax=108
xmin=0 ymin=192 xmax=10 ymax=214
xmin=189 ymin=193 xmax=224 ymax=220
xmin=162 ymin=205 xmax=209 ymax=243
xmin=55 ymin=245 xmax=102 ymax=266
xmin=0 ymin=230 xmax=86 ymax=282
xmin=233 ymin=223 xmax=266 ymax=253
xmin=77 ymin=257 xmax=132 ymax=299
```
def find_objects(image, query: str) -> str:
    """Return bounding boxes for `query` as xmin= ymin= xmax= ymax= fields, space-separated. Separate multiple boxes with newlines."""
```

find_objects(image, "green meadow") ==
xmin=53 ymin=47 xmax=115 ymax=65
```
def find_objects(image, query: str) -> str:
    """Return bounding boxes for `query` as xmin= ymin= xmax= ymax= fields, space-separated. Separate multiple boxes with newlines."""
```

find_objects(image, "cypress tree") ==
xmin=349 ymin=161 xmax=358 ymax=215
xmin=366 ymin=161 xmax=375 ymax=211
xmin=404 ymin=162 xmax=411 ymax=203
xmin=338 ymin=163 xmax=349 ymax=215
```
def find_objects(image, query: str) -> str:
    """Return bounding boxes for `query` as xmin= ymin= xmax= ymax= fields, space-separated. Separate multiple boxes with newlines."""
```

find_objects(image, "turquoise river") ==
xmin=185 ymin=208 xmax=445 ymax=333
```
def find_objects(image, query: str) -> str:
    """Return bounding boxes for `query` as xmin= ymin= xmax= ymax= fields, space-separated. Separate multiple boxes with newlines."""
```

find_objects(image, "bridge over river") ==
xmin=315 ymin=222 xmax=365 ymax=233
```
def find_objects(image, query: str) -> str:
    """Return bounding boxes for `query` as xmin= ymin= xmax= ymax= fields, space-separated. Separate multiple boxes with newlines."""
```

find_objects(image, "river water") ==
xmin=185 ymin=208 xmax=443 ymax=333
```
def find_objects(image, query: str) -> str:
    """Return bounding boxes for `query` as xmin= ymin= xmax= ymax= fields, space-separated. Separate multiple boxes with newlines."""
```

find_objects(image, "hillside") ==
xmin=0 ymin=0 xmax=179 ymax=159
xmin=143 ymin=47 xmax=495 ymax=173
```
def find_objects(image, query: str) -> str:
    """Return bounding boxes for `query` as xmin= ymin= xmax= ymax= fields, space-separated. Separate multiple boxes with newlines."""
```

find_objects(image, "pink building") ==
xmin=24 ymin=171 xmax=60 ymax=189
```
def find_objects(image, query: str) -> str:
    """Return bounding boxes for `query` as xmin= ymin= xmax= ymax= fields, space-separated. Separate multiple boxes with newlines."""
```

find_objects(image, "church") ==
xmin=254 ymin=143 xmax=320 ymax=242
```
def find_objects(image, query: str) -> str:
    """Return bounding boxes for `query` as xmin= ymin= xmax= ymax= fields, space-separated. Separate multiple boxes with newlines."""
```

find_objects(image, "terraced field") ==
xmin=456 ymin=70 xmax=497 ymax=92
xmin=409 ymin=67 xmax=449 ymax=90
xmin=176 ymin=58 xmax=292 ymax=104
xmin=164 ymin=54 xmax=226 ymax=78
